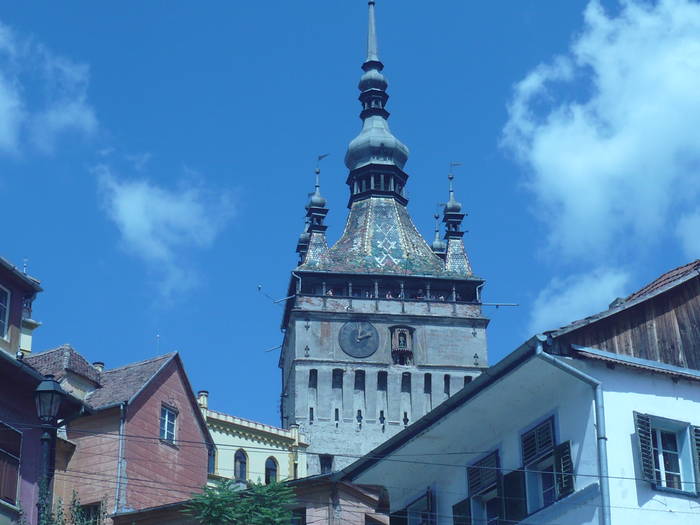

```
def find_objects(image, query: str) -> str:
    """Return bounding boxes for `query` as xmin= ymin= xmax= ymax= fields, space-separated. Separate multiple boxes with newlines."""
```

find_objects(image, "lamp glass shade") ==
xmin=34 ymin=375 xmax=64 ymax=423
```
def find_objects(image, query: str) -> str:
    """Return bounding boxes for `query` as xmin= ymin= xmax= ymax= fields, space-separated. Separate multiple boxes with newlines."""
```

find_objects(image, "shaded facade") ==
xmin=0 ymin=257 xmax=41 ymax=357
xmin=27 ymin=348 xmax=213 ymax=522
xmin=280 ymin=1 xmax=488 ymax=476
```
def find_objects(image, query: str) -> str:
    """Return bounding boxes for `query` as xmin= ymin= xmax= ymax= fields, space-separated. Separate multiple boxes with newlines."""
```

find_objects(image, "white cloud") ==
xmin=529 ymin=268 xmax=631 ymax=334
xmin=96 ymin=165 xmax=234 ymax=298
xmin=0 ymin=21 xmax=96 ymax=155
xmin=503 ymin=0 xmax=700 ymax=261
xmin=676 ymin=208 xmax=700 ymax=259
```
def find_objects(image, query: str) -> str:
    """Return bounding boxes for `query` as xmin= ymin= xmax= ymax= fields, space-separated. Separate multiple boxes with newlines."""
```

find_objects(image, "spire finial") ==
xmin=445 ymin=162 xmax=463 ymax=214
xmin=366 ymin=0 xmax=379 ymax=63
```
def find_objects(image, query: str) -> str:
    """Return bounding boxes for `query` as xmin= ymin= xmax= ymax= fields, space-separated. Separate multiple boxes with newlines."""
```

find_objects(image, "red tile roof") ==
xmin=27 ymin=345 xmax=101 ymax=384
xmin=27 ymin=346 xmax=176 ymax=410
xmin=86 ymin=353 xmax=174 ymax=409
xmin=624 ymin=259 xmax=700 ymax=303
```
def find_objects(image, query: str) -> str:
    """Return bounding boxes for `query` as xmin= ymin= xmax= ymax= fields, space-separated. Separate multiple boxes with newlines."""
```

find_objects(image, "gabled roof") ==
xmin=547 ymin=259 xmax=700 ymax=337
xmin=27 ymin=344 xmax=101 ymax=385
xmin=0 ymin=256 xmax=42 ymax=292
xmin=86 ymin=353 xmax=175 ymax=410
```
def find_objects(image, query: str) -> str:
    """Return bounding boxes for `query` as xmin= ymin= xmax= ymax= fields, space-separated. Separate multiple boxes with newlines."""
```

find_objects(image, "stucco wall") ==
xmin=57 ymin=408 xmax=121 ymax=516
xmin=207 ymin=420 xmax=306 ymax=484
xmin=576 ymin=360 xmax=700 ymax=524
xmin=0 ymin=372 xmax=43 ymax=525
xmin=283 ymin=298 xmax=487 ymax=474
xmin=124 ymin=360 xmax=208 ymax=512
xmin=352 ymin=356 xmax=602 ymax=525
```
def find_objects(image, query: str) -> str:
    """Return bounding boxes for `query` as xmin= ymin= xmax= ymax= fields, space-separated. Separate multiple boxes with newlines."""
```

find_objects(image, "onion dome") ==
xmin=444 ymin=174 xmax=462 ymax=213
xmin=306 ymin=168 xmax=327 ymax=209
xmin=344 ymin=0 xmax=409 ymax=172
xmin=431 ymin=213 xmax=447 ymax=254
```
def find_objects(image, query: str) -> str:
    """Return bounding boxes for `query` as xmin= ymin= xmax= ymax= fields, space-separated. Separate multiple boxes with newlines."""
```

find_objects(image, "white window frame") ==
xmin=0 ymin=284 xmax=10 ymax=341
xmin=651 ymin=418 xmax=695 ymax=493
xmin=159 ymin=405 xmax=177 ymax=444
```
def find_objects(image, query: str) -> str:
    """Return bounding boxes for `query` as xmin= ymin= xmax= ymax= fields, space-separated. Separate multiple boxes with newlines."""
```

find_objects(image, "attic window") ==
xmin=0 ymin=285 xmax=9 ymax=340
xmin=159 ymin=405 xmax=177 ymax=444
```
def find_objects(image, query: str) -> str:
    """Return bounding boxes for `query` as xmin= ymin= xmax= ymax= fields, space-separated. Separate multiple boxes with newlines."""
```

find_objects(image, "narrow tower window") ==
xmin=377 ymin=371 xmax=388 ymax=391
xmin=444 ymin=375 xmax=451 ymax=397
xmin=332 ymin=369 xmax=344 ymax=389
xmin=401 ymin=372 xmax=411 ymax=393
xmin=424 ymin=373 xmax=432 ymax=394
xmin=354 ymin=370 xmax=366 ymax=391
xmin=308 ymin=369 xmax=318 ymax=388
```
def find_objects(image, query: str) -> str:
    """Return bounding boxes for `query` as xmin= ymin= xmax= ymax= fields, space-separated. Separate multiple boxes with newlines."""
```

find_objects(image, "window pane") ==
xmin=663 ymin=451 xmax=680 ymax=475
xmin=541 ymin=466 xmax=556 ymax=506
xmin=660 ymin=431 xmax=678 ymax=452
xmin=666 ymin=473 xmax=682 ymax=490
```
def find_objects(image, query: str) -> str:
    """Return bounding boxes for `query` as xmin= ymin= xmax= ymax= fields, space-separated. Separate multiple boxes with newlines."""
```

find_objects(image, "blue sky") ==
xmin=4 ymin=0 xmax=700 ymax=425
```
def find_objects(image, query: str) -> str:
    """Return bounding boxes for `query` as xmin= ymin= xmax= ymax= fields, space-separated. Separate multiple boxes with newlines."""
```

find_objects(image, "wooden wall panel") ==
xmin=562 ymin=276 xmax=700 ymax=370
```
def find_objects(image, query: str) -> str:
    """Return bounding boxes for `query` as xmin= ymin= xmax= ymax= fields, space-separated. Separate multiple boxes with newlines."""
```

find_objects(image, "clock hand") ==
xmin=357 ymin=333 xmax=372 ymax=341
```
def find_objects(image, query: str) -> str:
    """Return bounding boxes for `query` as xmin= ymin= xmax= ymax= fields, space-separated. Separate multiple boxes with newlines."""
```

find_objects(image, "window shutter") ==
xmin=634 ymin=412 xmax=655 ymax=483
xmin=389 ymin=510 xmax=407 ymax=525
xmin=452 ymin=498 xmax=471 ymax=525
xmin=553 ymin=441 xmax=574 ymax=499
xmin=468 ymin=452 xmax=499 ymax=495
xmin=0 ymin=452 xmax=18 ymax=505
xmin=502 ymin=469 xmax=527 ymax=522
xmin=692 ymin=426 xmax=700 ymax=494
xmin=522 ymin=418 xmax=555 ymax=466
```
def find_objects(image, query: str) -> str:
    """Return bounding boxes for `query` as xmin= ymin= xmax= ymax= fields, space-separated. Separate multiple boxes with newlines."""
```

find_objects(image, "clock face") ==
xmin=338 ymin=321 xmax=379 ymax=358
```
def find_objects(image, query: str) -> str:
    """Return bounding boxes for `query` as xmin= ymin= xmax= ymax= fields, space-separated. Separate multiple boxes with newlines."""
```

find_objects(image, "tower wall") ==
xmin=281 ymin=294 xmax=487 ymax=473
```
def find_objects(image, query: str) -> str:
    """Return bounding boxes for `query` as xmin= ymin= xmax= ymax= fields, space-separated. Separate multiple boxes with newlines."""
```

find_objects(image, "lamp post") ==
xmin=34 ymin=375 xmax=65 ymax=515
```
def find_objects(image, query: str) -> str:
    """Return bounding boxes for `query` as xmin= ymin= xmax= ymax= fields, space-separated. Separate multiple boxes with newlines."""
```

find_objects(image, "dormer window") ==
xmin=0 ymin=285 xmax=9 ymax=340
xmin=390 ymin=326 xmax=413 ymax=365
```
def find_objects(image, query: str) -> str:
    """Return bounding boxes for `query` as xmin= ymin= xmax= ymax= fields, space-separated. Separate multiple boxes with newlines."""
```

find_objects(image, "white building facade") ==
xmin=338 ymin=337 xmax=700 ymax=525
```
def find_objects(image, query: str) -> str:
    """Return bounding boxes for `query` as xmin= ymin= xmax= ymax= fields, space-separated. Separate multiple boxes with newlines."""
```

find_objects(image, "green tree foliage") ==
xmin=184 ymin=480 xmax=296 ymax=525
xmin=30 ymin=482 xmax=106 ymax=525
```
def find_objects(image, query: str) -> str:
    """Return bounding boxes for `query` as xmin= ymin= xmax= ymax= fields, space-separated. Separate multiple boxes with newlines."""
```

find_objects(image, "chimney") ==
xmin=93 ymin=361 xmax=105 ymax=372
xmin=197 ymin=390 xmax=209 ymax=409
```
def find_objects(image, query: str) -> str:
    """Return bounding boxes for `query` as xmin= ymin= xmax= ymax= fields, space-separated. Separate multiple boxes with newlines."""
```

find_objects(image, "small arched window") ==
xmin=265 ymin=457 xmax=278 ymax=485
xmin=398 ymin=332 xmax=407 ymax=348
xmin=234 ymin=449 xmax=247 ymax=481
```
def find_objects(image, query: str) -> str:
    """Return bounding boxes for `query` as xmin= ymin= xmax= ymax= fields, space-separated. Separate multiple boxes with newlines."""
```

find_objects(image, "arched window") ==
xmin=265 ymin=457 xmax=278 ymax=485
xmin=398 ymin=332 xmax=407 ymax=348
xmin=234 ymin=449 xmax=247 ymax=481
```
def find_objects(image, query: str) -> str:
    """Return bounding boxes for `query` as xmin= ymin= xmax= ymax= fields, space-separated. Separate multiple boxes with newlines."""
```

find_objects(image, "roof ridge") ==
xmin=101 ymin=352 xmax=176 ymax=373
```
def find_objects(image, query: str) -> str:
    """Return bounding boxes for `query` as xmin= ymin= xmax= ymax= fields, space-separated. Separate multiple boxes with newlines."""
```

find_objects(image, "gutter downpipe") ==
xmin=535 ymin=339 xmax=610 ymax=525
xmin=114 ymin=402 xmax=128 ymax=514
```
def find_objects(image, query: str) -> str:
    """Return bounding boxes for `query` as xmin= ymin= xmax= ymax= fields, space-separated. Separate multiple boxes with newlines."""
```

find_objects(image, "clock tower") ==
xmin=280 ymin=0 xmax=489 ymax=475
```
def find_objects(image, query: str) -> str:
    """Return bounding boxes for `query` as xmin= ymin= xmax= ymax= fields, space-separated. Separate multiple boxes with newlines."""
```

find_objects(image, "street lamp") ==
xmin=33 ymin=375 xmax=66 ymax=512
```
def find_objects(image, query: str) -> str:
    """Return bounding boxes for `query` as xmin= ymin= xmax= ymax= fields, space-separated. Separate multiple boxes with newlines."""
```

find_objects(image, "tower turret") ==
xmin=443 ymin=173 xmax=472 ymax=275
xmin=300 ymin=167 xmax=329 ymax=265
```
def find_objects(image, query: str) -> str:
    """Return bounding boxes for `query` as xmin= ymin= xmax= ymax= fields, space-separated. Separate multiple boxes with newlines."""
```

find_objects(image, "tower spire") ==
xmin=344 ymin=0 xmax=410 ymax=205
xmin=366 ymin=0 xmax=379 ymax=63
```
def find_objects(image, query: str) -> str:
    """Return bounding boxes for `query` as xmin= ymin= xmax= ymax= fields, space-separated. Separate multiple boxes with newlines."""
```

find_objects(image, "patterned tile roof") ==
xmin=27 ymin=345 xmax=101 ymax=384
xmin=300 ymin=197 xmax=473 ymax=279
xmin=86 ymin=353 xmax=175 ymax=409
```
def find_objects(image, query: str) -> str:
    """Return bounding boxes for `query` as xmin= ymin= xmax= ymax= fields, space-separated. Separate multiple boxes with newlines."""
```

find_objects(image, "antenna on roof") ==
xmin=156 ymin=331 xmax=160 ymax=353
xmin=257 ymin=284 xmax=293 ymax=306
xmin=23 ymin=258 xmax=28 ymax=274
